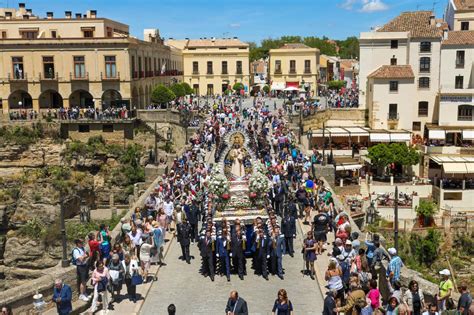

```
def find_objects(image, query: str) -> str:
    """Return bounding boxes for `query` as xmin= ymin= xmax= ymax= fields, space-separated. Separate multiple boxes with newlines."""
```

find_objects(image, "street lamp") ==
xmin=306 ymin=127 xmax=312 ymax=149
xmin=60 ymin=194 xmax=81 ymax=267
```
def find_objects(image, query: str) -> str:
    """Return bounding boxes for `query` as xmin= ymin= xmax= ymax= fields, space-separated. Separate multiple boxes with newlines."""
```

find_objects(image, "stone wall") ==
xmin=304 ymin=108 xmax=367 ymax=130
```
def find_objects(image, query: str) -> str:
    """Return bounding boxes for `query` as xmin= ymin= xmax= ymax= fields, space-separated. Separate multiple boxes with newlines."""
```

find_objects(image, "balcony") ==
xmin=39 ymin=72 xmax=58 ymax=81
xmin=387 ymin=113 xmax=399 ymax=120
xmin=8 ymin=72 xmax=27 ymax=81
xmin=70 ymin=72 xmax=89 ymax=81
xmin=101 ymin=71 xmax=120 ymax=81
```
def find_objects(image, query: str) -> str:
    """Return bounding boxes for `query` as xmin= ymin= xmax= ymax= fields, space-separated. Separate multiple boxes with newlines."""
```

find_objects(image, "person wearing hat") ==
xmin=437 ymin=269 xmax=454 ymax=311
xmin=386 ymin=248 xmax=403 ymax=285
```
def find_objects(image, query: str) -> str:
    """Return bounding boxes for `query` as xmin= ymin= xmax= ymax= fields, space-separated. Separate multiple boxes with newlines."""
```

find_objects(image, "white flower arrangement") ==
xmin=249 ymin=167 xmax=271 ymax=196
xmin=207 ymin=166 xmax=230 ymax=197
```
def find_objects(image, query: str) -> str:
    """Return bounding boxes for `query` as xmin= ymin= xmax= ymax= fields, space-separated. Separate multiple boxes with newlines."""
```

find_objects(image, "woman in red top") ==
xmin=88 ymin=232 xmax=100 ymax=260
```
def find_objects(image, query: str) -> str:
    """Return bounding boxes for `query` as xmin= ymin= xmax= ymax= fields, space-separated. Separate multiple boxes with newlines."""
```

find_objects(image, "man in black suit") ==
xmin=254 ymin=229 xmax=270 ymax=280
xmin=188 ymin=200 xmax=200 ymax=242
xmin=177 ymin=217 xmax=192 ymax=263
xmin=231 ymin=228 xmax=246 ymax=280
xmin=323 ymin=289 xmax=337 ymax=315
xmin=281 ymin=212 xmax=296 ymax=257
xmin=198 ymin=230 xmax=215 ymax=281
xmin=225 ymin=291 xmax=248 ymax=315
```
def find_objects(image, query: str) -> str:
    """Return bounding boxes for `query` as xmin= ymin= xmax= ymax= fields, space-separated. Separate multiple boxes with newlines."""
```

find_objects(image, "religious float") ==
xmin=207 ymin=131 xmax=271 ymax=224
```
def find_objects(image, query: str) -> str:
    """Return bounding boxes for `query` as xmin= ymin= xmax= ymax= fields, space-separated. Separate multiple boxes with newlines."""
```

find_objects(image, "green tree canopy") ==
xmin=415 ymin=200 xmax=438 ymax=218
xmin=151 ymin=85 xmax=176 ymax=105
xmin=328 ymin=80 xmax=346 ymax=90
xmin=262 ymin=85 xmax=270 ymax=94
xmin=170 ymin=83 xmax=186 ymax=98
xmin=180 ymin=82 xmax=194 ymax=95
xmin=233 ymin=82 xmax=244 ymax=92
xmin=368 ymin=143 xmax=420 ymax=169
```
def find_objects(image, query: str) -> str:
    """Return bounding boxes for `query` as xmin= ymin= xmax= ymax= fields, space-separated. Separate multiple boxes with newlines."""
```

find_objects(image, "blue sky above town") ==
xmin=19 ymin=0 xmax=445 ymax=42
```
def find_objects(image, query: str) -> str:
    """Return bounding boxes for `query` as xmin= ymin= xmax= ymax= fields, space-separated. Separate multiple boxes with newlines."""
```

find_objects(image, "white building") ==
xmin=445 ymin=0 xmax=474 ymax=31
xmin=360 ymin=11 xmax=445 ymax=132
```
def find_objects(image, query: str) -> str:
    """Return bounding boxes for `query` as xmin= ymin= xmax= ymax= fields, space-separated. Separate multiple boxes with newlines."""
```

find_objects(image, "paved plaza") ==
xmin=140 ymin=223 xmax=324 ymax=315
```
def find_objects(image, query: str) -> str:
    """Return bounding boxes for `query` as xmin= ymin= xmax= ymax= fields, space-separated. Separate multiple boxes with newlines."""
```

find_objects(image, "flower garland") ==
xmin=249 ymin=162 xmax=271 ymax=196
xmin=207 ymin=166 xmax=230 ymax=197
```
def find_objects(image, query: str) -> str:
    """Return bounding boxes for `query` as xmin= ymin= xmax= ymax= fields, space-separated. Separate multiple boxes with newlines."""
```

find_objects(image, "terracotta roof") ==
xmin=377 ymin=11 xmax=443 ymax=38
xmin=279 ymin=43 xmax=311 ymax=49
xmin=340 ymin=59 xmax=356 ymax=70
xmin=453 ymin=0 xmax=474 ymax=10
xmin=443 ymin=31 xmax=474 ymax=45
xmin=186 ymin=38 xmax=248 ymax=48
xmin=368 ymin=65 xmax=415 ymax=79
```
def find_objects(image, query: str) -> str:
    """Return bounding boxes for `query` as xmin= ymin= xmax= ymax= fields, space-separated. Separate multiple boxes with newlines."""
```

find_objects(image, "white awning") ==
xmin=370 ymin=133 xmax=390 ymax=142
xmin=443 ymin=163 xmax=467 ymax=174
xmin=465 ymin=163 xmax=474 ymax=174
xmin=327 ymin=127 xmax=349 ymax=137
xmin=390 ymin=133 xmax=411 ymax=142
xmin=336 ymin=164 xmax=363 ymax=171
xmin=345 ymin=127 xmax=370 ymax=137
xmin=462 ymin=130 xmax=474 ymax=140
xmin=271 ymin=82 xmax=285 ymax=90
xmin=429 ymin=130 xmax=446 ymax=140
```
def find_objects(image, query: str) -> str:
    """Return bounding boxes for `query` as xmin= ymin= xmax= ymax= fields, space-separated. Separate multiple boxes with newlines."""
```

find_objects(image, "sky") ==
xmin=12 ymin=0 xmax=446 ymax=43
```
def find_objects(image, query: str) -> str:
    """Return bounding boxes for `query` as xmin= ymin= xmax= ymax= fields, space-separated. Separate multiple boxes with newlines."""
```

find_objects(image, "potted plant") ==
xmin=415 ymin=200 xmax=438 ymax=227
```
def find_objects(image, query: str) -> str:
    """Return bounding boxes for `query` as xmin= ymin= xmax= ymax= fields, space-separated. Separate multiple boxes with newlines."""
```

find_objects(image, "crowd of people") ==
xmin=321 ymin=87 xmax=359 ymax=108
xmin=7 ymin=106 xmax=132 ymax=121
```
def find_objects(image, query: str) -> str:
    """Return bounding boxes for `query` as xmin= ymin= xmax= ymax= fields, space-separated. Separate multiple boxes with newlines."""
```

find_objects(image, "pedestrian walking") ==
xmin=89 ymin=261 xmax=110 ymax=314
xmin=272 ymin=289 xmax=293 ymax=315
xmin=303 ymin=231 xmax=317 ymax=280
xmin=225 ymin=291 xmax=248 ymax=315
xmin=177 ymin=217 xmax=192 ymax=264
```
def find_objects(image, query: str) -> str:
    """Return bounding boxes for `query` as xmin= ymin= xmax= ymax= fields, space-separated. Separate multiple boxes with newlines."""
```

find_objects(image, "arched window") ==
xmin=458 ymin=105 xmax=473 ymax=121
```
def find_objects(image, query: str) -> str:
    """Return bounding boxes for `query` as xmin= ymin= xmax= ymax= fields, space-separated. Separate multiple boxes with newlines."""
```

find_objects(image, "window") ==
xmin=455 ymin=75 xmax=464 ymax=89
xmin=461 ymin=21 xmax=469 ymax=31
xmin=207 ymin=61 xmax=213 ymax=74
xmin=304 ymin=60 xmax=311 ymax=73
xmin=458 ymin=105 xmax=473 ymax=121
xmin=192 ymin=61 xmax=198 ymax=74
xmin=73 ymin=56 xmax=85 ymax=78
xmin=391 ymin=40 xmax=398 ymax=48
xmin=289 ymin=60 xmax=296 ymax=73
xmin=138 ymin=57 xmax=142 ymax=77
xmin=236 ymin=61 xmax=242 ymax=74
xmin=1 ymin=31 xmax=7 ymax=38
xmin=420 ymin=41 xmax=431 ymax=52
xmin=105 ymin=56 xmax=117 ymax=78
xmin=12 ymin=57 xmax=24 ymax=79
xmin=389 ymin=104 xmax=398 ymax=119
xmin=390 ymin=57 xmax=397 ymax=65
xmin=131 ymin=56 xmax=136 ymax=78
xmin=389 ymin=81 xmax=398 ymax=92
xmin=83 ymin=30 xmax=93 ymax=38
xmin=21 ymin=31 xmax=37 ymax=39
xmin=221 ymin=61 xmax=228 ymax=74
xmin=102 ymin=125 xmax=114 ymax=132
xmin=42 ymin=56 xmax=55 ymax=79
xmin=418 ymin=101 xmax=428 ymax=116
xmin=456 ymin=51 xmax=465 ymax=68
xmin=275 ymin=60 xmax=281 ymax=74
xmin=412 ymin=122 xmax=421 ymax=131
xmin=419 ymin=77 xmax=430 ymax=89
xmin=444 ymin=192 xmax=462 ymax=200
xmin=419 ymin=57 xmax=431 ymax=73
xmin=50 ymin=30 xmax=57 ymax=38
xmin=207 ymin=84 xmax=214 ymax=95
xmin=193 ymin=84 xmax=199 ymax=95
xmin=253 ymin=64 xmax=258 ymax=73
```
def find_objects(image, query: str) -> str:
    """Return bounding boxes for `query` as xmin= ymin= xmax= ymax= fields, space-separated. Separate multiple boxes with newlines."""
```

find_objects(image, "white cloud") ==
xmin=339 ymin=0 xmax=389 ymax=12
xmin=359 ymin=0 xmax=389 ymax=12
xmin=229 ymin=23 xmax=241 ymax=29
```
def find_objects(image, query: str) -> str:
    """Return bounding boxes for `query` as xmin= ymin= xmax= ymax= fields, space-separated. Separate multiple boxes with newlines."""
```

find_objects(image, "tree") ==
xmin=328 ymin=80 xmax=346 ymax=90
xmin=262 ymin=85 xmax=270 ymax=94
xmin=170 ymin=83 xmax=186 ymax=98
xmin=336 ymin=36 xmax=360 ymax=59
xmin=180 ymin=82 xmax=194 ymax=95
xmin=367 ymin=143 xmax=421 ymax=172
xmin=151 ymin=85 xmax=175 ymax=105
xmin=416 ymin=200 xmax=438 ymax=227
xmin=233 ymin=82 xmax=244 ymax=93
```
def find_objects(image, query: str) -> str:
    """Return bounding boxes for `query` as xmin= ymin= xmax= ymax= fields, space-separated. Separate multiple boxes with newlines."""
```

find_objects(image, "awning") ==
xmin=327 ymin=127 xmax=349 ymax=137
xmin=390 ymin=133 xmax=411 ymax=142
xmin=462 ymin=130 xmax=474 ymax=140
xmin=466 ymin=163 xmax=474 ymax=174
xmin=271 ymin=82 xmax=285 ymax=90
xmin=443 ymin=163 xmax=467 ymax=174
xmin=286 ymin=82 xmax=299 ymax=88
xmin=336 ymin=164 xmax=363 ymax=171
xmin=429 ymin=130 xmax=446 ymax=140
xmin=345 ymin=127 xmax=370 ymax=137
xmin=370 ymin=133 xmax=390 ymax=142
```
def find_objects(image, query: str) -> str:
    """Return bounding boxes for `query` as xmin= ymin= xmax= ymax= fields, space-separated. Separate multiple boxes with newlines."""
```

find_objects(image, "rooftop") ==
xmin=186 ymin=38 xmax=248 ymax=49
xmin=279 ymin=43 xmax=311 ymax=49
xmin=368 ymin=65 xmax=415 ymax=79
xmin=453 ymin=0 xmax=474 ymax=10
xmin=377 ymin=11 xmax=443 ymax=39
xmin=442 ymin=30 xmax=474 ymax=45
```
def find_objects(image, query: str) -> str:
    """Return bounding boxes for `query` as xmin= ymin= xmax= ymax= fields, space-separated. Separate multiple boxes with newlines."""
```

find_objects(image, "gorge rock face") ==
xmin=0 ymin=140 xmax=63 ymax=168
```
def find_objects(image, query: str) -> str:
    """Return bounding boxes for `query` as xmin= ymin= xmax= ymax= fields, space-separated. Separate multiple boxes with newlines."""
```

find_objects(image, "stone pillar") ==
xmin=63 ymin=98 xmax=70 ymax=109
xmin=462 ymin=180 xmax=466 ymax=190
xmin=94 ymin=98 xmax=102 ymax=110
xmin=390 ymin=176 xmax=394 ymax=186
xmin=358 ymin=177 xmax=361 ymax=185
xmin=369 ymin=176 xmax=373 ymax=185
xmin=32 ymin=99 xmax=40 ymax=112
xmin=340 ymin=178 xmax=343 ymax=187
xmin=109 ymin=193 xmax=114 ymax=208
